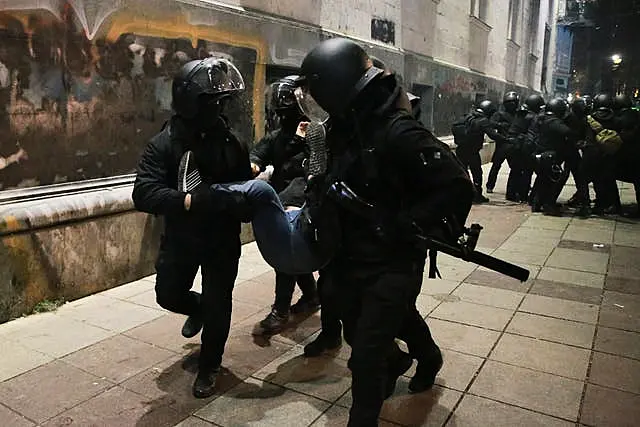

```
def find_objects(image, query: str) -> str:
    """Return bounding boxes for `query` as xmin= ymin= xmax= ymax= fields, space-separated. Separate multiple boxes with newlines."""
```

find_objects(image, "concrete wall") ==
xmin=0 ymin=0 xmax=552 ymax=322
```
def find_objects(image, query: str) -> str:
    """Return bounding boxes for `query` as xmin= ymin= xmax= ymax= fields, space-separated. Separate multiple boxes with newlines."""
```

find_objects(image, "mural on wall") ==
xmin=0 ymin=0 xmax=265 ymax=191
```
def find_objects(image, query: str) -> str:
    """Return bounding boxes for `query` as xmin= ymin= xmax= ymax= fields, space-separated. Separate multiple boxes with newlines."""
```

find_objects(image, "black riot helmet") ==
xmin=503 ymin=91 xmax=520 ymax=113
xmin=581 ymin=95 xmax=593 ymax=113
xmin=298 ymin=38 xmax=384 ymax=118
xmin=593 ymin=93 xmax=613 ymax=111
xmin=269 ymin=75 xmax=302 ymax=114
xmin=570 ymin=97 xmax=588 ymax=116
xmin=172 ymin=57 xmax=245 ymax=119
xmin=523 ymin=94 xmax=545 ymax=113
xmin=477 ymin=99 xmax=497 ymax=117
xmin=613 ymin=94 xmax=633 ymax=111
xmin=546 ymin=97 xmax=570 ymax=119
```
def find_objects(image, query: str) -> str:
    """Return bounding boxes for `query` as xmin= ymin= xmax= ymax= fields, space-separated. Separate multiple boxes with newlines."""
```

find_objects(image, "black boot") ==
xmin=291 ymin=296 xmax=321 ymax=315
xmin=256 ymin=307 xmax=289 ymax=335
xmin=181 ymin=315 xmax=203 ymax=338
xmin=385 ymin=349 xmax=413 ymax=399
xmin=193 ymin=366 xmax=220 ymax=398
xmin=409 ymin=347 xmax=443 ymax=394
xmin=473 ymin=185 xmax=490 ymax=204
xmin=303 ymin=332 xmax=342 ymax=357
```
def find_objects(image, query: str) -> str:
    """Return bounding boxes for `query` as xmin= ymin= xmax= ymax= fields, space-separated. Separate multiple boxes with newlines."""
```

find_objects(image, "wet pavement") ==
xmin=1 ymin=166 xmax=639 ymax=427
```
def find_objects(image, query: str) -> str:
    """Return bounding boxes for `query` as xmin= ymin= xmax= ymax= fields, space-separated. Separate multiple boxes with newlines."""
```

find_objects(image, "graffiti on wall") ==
xmin=0 ymin=0 xmax=265 ymax=191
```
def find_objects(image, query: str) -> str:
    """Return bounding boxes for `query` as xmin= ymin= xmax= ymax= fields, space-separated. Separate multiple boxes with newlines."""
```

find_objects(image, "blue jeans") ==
xmin=211 ymin=179 xmax=329 ymax=275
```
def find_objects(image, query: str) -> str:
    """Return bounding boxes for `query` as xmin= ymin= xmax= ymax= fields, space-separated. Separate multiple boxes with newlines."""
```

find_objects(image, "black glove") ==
xmin=189 ymin=183 xmax=214 ymax=215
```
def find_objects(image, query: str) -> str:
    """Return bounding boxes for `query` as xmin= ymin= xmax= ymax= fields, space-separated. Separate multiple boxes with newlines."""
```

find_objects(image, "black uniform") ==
xmin=487 ymin=109 xmax=515 ymax=191
xmin=506 ymin=110 xmax=538 ymax=201
xmin=250 ymin=126 xmax=318 ymax=318
xmin=614 ymin=108 xmax=640 ymax=213
xmin=132 ymin=115 xmax=252 ymax=371
xmin=559 ymin=111 xmax=590 ymax=205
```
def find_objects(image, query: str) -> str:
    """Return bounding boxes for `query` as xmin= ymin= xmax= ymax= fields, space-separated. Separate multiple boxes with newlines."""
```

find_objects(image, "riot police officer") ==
xmin=250 ymin=76 xmax=320 ymax=334
xmin=132 ymin=58 xmax=253 ymax=398
xmin=297 ymin=38 xmax=474 ymax=426
xmin=563 ymin=97 xmax=590 ymax=210
xmin=487 ymin=92 xmax=519 ymax=193
xmin=612 ymin=94 xmax=640 ymax=216
xmin=532 ymin=98 xmax=576 ymax=215
xmin=506 ymin=94 xmax=545 ymax=202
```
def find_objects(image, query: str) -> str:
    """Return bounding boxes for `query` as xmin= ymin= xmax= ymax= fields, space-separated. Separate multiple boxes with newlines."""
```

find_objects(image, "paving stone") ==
xmin=613 ymin=228 xmax=640 ymax=248
xmin=415 ymin=294 xmax=441 ymax=316
xmin=519 ymin=294 xmax=599 ymax=324
xmin=465 ymin=268 xmax=535 ymax=293
xmin=124 ymin=314 xmax=202 ymax=354
xmin=507 ymin=312 xmax=596 ymax=348
xmin=0 ymin=404 xmax=35 ymax=427
xmin=498 ymin=239 xmax=557 ymax=257
xmin=126 ymin=290 xmax=166 ymax=311
xmin=451 ymin=283 xmax=525 ymax=311
xmin=100 ymin=279 xmax=155 ymax=300
xmin=172 ymin=417 xmax=216 ymax=427
xmin=569 ymin=217 xmax=616 ymax=231
xmin=42 ymin=386 xmax=183 ymax=427
xmin=557 ymin=239 xmax=611 ymax=253
xmin=429 ymin=300 xmax=514 ymax=331
xmin=418 ymin=348 xmax=484 ymax=392
xmin=0 ymin=361 xmax=111 ymax=424
xmin=605 ymin=276 xmax=640 ymax=295
xmin=0 ymin=313 xmax=114 ymax=359
xmin=469 ymin=360 xmax=583 ymax=421
xmin=56 ymin=295 xmax=164 ymax=333
xmin=609 ymin=245 xmax=640 ymax=276
xmin=420 ymin=279 xmax=461 ymax=296
xmin=252 ymin=345 xmax=352 ymax=403
xmin=529 ymin=279 xmax=603 ymax=305
xmin=121 ymin=354 xmax=243 ymax=416
xmin=433 ymin=263 xmax=477 ymax=282
xmin=427 ymin=318 xmax=501 ymax=357
xmin=594 ymin=327 xmax=640 ymax=360
xmin=195 ymin=377 xmax=330 ymax=426
xmin=546 ymin=248 xmax=609 ymax=274
xmin=589 ymin=352 xmax=640 ymax=394
xmin=492 ymin=248 xmax=549 ymax=266
xmin=537 ymin=267 xmax=605 ymax=289
xmin=232 ymin=277 xmax=278 ymax=306
xmin=562 ymin=225 xmax=614 ymax=244
xmin=452 ymin=394 xmax=574 ymax=427
xmin=599 ymin=291 xmax=640 ymax=333
xmin=521 ymin=216 xmax=571 ymax=231
xmin=580 ymin=384 xmax=640 ymax=427
xmin=221 ymin=331 xmax=295 ymax=378
xmin=310 ymin=405 xmax=398 ymax=427
xmin=62 ymin=334 xmax=175 ymax=383
xmin=0 ymin=340 xmax=53 ymax=382
xmin=235 ymin=262 xmax=275 ymax=282
xmin=490 ymin=333 xmax=590 ymax=380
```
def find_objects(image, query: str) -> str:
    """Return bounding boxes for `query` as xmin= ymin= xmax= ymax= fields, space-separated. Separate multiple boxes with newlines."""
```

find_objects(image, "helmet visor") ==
xmin=269 ymin=81 xmax=298 ymax=111
xmin=294 ymin=86 xmax=330 ymax=124
xmin=193 ymin=57 xmax=245 ymax=97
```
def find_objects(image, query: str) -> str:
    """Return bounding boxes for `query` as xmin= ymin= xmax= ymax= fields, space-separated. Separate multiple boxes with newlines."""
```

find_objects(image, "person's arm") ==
xmin=132 ymin=138 xmax=187 ymax=216
xmin=250 ymin=132 xmax=275 ymax=173
xmin=480 ymin=117 xmax=508 ymax=144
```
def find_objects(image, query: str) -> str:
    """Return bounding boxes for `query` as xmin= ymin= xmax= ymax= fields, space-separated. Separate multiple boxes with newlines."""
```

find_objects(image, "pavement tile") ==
xmin=498 ymin=239 xmax=557 ymax=257
xmin=126 ymin=289 xmax=166 ymax=311
xmin=557 ymin=239 xmax=611 ymax=253
xmin=562 ymin=225 xmax=614 ymax=244
xmin=427 ymin=318 xmax=501 ymax=357
xmin=195 ymin=377 xmax=330 ymax=426
xmin=469 ymin=360 xmax=583 ymax=421
xmin=580 ymin=384 xmax=640 ymax=427
xmin=420 ymin=279 xmax=461 ymax=296
xmin=232 ymin=278 xmax=278 ymax=306
xmin=451 ymin=394 xmax=574 ymax=427
xmin=519 ymin=294 xmax=599 ymax=324
xmin=62 ymin=334 xmax=175 ymax=383
xmin=337 ymin=382 xmax=461 ymax=427
xmin=424 ymin=348 xmax=484 ymax=392
xmin=221 ymin=331 xmax=295 ymax=378
xmin=429 ymin=300 xmax=514 ymax=331
xmin=507 ymin=312 xmax=596 ymax=348
xmin=464 ymin=269 xmax=534 ymax=293
xmin=252 ymin=345 xmax=352 ymax=403
xmin=56 ymin=295 xmax=164 ymax=333
xmin=537 ymin=267 xmax=604 ymax=289
xmin=0 ymin=313 xmax=114 ymax=358
xmin=569 ymin=217 xmax=616 ymax=231
xmin=173 ymin=416 xmax=216 ymax=427
xmin=121 ymin=354 xmax=243 ymax=416
xmin=0 ymin=340 xmax=54 ymax=382
xmin=100 ymin=279 xmax=155 ymax=300
xmin=236 ymin=263 xmax=275 ymax=282
xmin=310 ymin=405 xmax=398 ymax=427
xmin=452 ymin=283 xmax=525 ymax=310
xmin=605 ymin=276 xmax=640 ymax=295
xmin=433 ymin=263 xmax=477 ymax=282
xmin=415 ymin=294 xmax=441 ymax=316
xmin=0 ymin=405 xmax=35 ymax=427
xmin=521 ymin=215 xmax=571 ymax=231
xmin=492 ymin=248 xmax=549 ymax=266
xmin=609 ymin=245 xmax=640 ymax=274
xmin=0 ymin=360 xmax=111 ymax=424
xmin=594 ymin=327 xmax=640 ymax=360
xmin=42 ymin=386 xmax=183 ymax=427
xmin=613 ymin=229 xmax=640 ymax=248
xmin=490 ymin=333 xmax=590 ymax=380
xmin=529 ymin=279 xmax=603 ymax=305
xmin=545 ymin=248 xmax=610 ymax=274
xmin=599 ymin=291 xmax=640 ymax=333
xmin=124 ymin=314 xmax=201 ymax=354
xmin=589 ymin=352 xmax=640 ymax=394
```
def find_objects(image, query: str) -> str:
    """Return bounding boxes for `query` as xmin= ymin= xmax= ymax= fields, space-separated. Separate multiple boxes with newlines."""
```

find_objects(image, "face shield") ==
xmin=192 ymin=57 xmax=246 ymax=98
xmin=294 ymin=86 xmax=330 ymax=125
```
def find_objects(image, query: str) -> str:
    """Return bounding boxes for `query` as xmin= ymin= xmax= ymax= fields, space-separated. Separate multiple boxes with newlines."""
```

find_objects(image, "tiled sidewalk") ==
xmin=1 ymin=168 xmax=639 ymax=427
